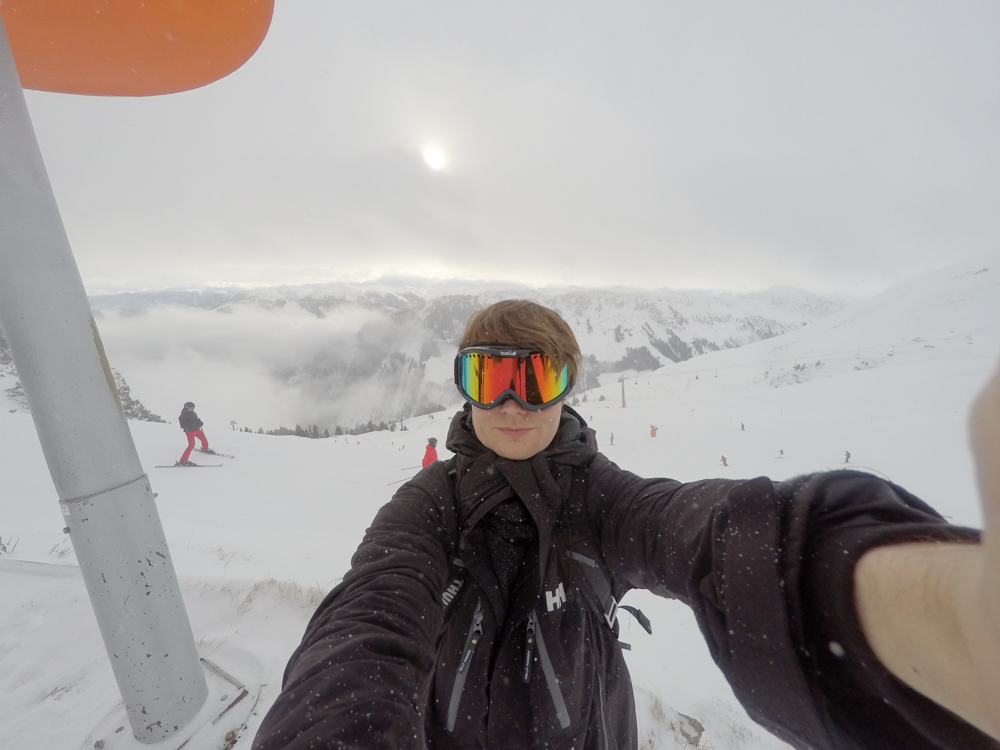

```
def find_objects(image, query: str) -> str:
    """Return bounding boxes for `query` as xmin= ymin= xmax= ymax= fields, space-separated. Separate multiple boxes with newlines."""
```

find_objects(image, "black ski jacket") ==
xmin=178 ymin=409 xmax=203 ymax=432
xmin=253 ymin=406 xmax=995 ymax=750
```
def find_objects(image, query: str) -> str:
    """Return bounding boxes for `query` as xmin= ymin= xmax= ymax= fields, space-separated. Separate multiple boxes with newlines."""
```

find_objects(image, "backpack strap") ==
xmin=439 ymin=462 xmax=468 ymax=612
xmin=562 ymin=466 xmax=652 ymax=643
xmin=619 ymin=605 xmax=652 ymax=635
xmin=567 ymin=550 xmax=620 ymax=630
xmin=441 ymin=556 xmax=467 ymax=611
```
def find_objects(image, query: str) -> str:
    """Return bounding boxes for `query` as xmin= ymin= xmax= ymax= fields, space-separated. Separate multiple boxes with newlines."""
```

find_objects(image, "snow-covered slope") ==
xmin=0 ymin=253 xmax=997 ymax=749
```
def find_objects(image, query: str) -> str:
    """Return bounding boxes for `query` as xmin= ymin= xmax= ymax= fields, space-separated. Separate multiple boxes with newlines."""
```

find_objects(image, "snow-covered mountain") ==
xmin=676 ymin=253 xmax=999 ymax=392
xmin=79 ymin=283 xmax=845 ymax=433
xmin=88 ymin=281 xmax=844 ymax=361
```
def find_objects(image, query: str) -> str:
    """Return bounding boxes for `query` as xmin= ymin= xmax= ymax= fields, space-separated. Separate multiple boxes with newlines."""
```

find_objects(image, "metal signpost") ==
xmin=0 ymin=15 xmax=209 ymax=744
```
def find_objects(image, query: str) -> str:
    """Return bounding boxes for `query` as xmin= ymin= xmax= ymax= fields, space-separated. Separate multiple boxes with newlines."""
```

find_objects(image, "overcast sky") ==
xmin=21 ymin=1 xmax=1000 ymax=297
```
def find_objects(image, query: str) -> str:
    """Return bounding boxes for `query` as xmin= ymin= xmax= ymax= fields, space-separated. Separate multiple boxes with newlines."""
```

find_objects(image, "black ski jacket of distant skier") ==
xmin=178 ymin=409 xmax=203 ymax=432
xmin=252 ymin=406 xmax=995 ymax=750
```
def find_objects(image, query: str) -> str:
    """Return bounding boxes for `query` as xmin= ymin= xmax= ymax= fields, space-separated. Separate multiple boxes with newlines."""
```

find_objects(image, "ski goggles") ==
xmin=454 ymin=346 xmax=572 ymax=411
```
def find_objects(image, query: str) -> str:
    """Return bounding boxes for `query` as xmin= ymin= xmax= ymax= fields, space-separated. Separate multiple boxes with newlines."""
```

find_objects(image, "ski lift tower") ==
xmin=0 ymin=2 xmax=272 ymax=743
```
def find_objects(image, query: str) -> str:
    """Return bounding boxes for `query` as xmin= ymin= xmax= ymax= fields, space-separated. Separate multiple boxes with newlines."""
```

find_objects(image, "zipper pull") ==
xmin=522 ymin=611 xmax=537 ymax=684
xmin=458 ymin=602 xmax=484 ymax=673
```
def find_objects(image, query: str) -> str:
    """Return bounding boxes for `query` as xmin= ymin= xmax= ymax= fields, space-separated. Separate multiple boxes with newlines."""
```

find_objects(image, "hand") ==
xmin=854 ymin=360 xmax=1000 ymax=740
xmin=967 ymin=359 xmax=1000 ymax=733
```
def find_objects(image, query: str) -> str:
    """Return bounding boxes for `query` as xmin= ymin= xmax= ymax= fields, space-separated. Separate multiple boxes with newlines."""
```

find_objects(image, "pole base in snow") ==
xmin=80 ymin=650 xmax=262 ymax=749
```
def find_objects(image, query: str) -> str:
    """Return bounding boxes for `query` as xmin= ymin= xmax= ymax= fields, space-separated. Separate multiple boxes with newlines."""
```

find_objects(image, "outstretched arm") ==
xmin=855 ymin=361 xmax=1000 ymax=739
xmin=252 ymin=477 xmax=455 ymax=750
xmin=593 ymin=396 xmax=996 ymax=747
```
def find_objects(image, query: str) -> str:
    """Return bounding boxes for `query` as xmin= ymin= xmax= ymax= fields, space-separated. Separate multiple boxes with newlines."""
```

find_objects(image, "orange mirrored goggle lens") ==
xmin=456 ymin=349 xmax=571 ymax=410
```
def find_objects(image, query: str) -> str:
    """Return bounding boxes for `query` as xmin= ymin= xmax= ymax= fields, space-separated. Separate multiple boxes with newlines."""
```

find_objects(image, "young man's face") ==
xmin=471 ymin=397 xmax=562 ymax=460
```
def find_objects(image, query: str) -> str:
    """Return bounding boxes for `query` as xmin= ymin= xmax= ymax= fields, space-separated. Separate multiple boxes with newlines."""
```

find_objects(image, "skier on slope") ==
xmin=422 ymin=437 xmax=439 ymax=467
xmin=254 ymin=300 xmax=1000 ymax=750
xmin=176 ymin=401 xmax=213 ymax=466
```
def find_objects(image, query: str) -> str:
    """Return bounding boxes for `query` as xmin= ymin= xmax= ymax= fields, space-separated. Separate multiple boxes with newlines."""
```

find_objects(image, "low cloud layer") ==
xmin=96 ymin=302 xmax=440 ymax=432
xmin=89 ymin=281 xmax=845 ymax=433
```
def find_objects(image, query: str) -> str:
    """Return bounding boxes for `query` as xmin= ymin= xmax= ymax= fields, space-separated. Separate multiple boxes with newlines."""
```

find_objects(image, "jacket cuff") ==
xmin=797 ymin=476 xmax=995 ymax=749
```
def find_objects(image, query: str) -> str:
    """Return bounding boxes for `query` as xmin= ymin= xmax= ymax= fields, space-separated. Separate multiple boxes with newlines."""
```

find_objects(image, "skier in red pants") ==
xmin=177 ymin=401 xmax=212 ymax=466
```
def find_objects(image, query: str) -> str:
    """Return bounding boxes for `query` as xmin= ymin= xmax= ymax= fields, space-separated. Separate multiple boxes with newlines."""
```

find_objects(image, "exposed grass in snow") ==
xmin=191 ymin=576 xmax=331 ymax=614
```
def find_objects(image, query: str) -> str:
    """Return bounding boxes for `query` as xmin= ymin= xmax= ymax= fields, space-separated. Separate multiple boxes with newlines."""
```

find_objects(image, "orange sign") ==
xmin=1 ymin=0 xmax=273 ymax=96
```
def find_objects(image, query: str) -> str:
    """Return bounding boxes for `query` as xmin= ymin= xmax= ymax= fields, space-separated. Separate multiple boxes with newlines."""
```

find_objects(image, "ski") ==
xmin=196 ymin=448 xmax=236 ymax=459
xmin=155 ymin=463 xmax=223 ymax=468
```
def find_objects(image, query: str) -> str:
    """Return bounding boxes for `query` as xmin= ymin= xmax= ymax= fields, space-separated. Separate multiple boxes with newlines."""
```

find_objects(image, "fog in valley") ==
xmin=69 ymin=281 xmax=847 ymax=434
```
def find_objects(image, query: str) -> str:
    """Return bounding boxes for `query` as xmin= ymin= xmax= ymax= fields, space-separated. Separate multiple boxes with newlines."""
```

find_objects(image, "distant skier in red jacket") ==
xmin=421 ymin=437 xmax=439 ymax=467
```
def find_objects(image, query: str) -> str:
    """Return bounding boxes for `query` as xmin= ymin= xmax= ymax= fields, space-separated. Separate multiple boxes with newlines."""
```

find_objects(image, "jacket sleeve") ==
xmin=252 ymin=466 xmax=457 ymax=750
xmin=590 ymin=459 xmax=996 ymax=750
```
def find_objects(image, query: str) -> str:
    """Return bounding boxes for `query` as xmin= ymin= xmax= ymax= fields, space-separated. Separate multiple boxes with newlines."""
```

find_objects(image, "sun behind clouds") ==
xmin=422 ymin=147 xmax=446 ymax=171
